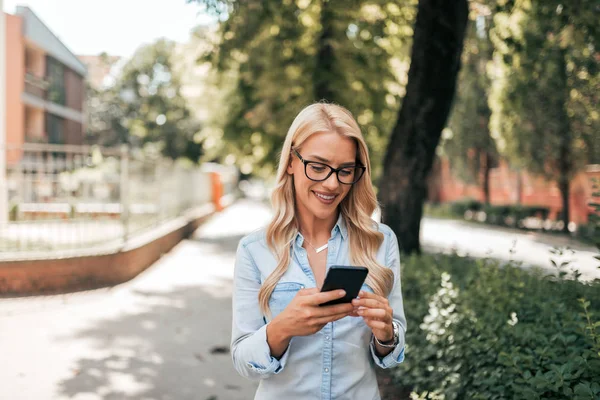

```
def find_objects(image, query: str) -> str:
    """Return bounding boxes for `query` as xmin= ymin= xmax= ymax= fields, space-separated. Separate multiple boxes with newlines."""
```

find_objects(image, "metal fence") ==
xmin=0 ymin=143 xmax=238 ymax=256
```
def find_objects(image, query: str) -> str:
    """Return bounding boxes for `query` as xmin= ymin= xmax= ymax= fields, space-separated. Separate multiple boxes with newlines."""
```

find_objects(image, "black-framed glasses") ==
xmin=292 ymin=148 xmax=366 ymax=185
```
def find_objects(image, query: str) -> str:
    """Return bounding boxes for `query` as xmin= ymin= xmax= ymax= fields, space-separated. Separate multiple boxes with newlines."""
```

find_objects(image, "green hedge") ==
xmin=393 ymin=253 xmax=600 ymax=399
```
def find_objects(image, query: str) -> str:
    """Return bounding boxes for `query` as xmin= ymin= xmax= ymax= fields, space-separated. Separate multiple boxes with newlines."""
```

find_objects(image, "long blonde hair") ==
xmin=259 ymin=103 xmax=394 ymax=316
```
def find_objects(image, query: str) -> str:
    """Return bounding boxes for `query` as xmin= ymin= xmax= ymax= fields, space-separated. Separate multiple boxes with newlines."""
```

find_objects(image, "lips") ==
xmin=313 ymin=190 xmax=338 ymax=205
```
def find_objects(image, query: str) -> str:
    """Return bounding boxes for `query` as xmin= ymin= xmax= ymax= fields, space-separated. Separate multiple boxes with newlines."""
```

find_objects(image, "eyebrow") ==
xmin=308 ymin=154 xmax=356 ymax=167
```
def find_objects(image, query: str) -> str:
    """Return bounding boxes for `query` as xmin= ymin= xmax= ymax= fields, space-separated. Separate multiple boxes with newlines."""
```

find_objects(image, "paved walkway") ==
xmin=0 ymin=200 xmax=271 ymax=400
xmin=421 ymin=217 xmax=599 ymax=281
xmin=0 ymin=199 xmax=597 ymax=400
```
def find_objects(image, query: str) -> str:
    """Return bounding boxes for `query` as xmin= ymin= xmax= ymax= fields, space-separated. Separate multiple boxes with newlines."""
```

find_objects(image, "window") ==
xmin=46 ymin=113 xmax=64 ymax=144
xmin=46 ymin=57 xmax=66 ymax=105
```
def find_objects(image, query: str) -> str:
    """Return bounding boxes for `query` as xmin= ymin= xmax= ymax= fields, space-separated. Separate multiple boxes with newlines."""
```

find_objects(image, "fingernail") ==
xmin=357 ymin=309 xmax=364 ymax=315
xmin=359 ymin=291 xmax=365 ymax=296
xmin=339 ymin=290 xmax=346 ymax=296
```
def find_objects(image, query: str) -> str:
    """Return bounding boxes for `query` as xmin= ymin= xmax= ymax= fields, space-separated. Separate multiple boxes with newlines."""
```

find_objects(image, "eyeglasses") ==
xmin=292 ymin=148 xmax=366 ymax=185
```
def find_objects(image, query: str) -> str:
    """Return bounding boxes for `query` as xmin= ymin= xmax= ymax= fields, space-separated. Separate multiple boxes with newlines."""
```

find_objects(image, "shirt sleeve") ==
xmin=231 ymin=240 xmax=292 ymax=380
xmin=370 ymin=228 xmax=407 ymax=369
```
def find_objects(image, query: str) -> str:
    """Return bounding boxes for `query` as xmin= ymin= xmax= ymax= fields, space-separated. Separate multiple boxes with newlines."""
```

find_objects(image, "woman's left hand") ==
xmin=351 ymin=290 xmax=394 ymax=342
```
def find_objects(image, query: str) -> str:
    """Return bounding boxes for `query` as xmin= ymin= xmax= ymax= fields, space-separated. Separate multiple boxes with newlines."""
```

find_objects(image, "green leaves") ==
xmin=86 ymin=39 xmax=203 ymax=162
xmin=187 ymin=0 xmax=416 ymax=178
xmin=489 ymin=0 xmax=600 ymax=225
xmin=393 ymin=252 xmax=600 ymax=399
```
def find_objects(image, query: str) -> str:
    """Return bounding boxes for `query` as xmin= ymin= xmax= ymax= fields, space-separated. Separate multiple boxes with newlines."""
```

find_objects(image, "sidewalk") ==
xmin=0 ymin=200 xmax=269 ymax=400
xmin=420 ymin=216 xmax=599 ymax=281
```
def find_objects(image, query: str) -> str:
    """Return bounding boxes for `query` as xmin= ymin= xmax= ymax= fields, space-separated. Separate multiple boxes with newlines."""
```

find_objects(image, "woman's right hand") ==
xmin=267 ymin=288 xmax=354 ymax=357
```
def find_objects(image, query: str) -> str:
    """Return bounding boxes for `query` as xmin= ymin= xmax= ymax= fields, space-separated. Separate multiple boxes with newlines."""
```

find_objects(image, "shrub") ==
xmin=393 ymin=253 xmax=600 ymax=399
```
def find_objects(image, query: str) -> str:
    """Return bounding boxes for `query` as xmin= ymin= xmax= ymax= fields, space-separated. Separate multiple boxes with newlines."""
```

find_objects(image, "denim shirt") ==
xmin=231 ymin=215 xmax=406 ymax=400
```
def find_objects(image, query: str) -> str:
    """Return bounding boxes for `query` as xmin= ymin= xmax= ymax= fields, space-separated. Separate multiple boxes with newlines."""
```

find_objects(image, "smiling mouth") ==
xmin=313 ymin=191 xmax=338 ymax=202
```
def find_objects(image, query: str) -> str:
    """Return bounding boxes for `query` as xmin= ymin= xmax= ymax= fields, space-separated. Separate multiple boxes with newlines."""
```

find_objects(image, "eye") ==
xmin=309 ymin=165 xmax=326 ymax=173
xmin=339 ymin=168 xmax=354 ymax=176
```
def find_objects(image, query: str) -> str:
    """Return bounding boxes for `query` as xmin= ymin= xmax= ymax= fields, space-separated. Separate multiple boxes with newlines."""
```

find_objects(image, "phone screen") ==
xmin=319 ymin=265 xmax=368 ymax=306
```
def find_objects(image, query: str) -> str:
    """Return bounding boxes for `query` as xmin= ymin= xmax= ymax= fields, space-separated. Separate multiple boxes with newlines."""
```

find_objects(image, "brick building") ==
xmin=428 ymin=157 xmax=600 ymax=225
xmin=4 ymin=6 xmax=87 ymax=164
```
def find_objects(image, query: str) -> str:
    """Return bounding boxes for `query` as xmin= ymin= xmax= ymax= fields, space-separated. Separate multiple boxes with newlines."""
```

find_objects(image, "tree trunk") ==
xmin=314 ymin=0 xmax=336 ymax=101
xmin=379 ymin=0 xmax=469 ymax=254
xmin=482 ymin=151 xmax=491 ymax=205
xmin=558 ymin=109 xmax=572 ymax=233
xmin=516 ymin=170 xmax=522 ymax=205
xmin=557 ymin=48 xmax=572 ymax=233
xmin=559 ymin=177 xmax=570 ymax=233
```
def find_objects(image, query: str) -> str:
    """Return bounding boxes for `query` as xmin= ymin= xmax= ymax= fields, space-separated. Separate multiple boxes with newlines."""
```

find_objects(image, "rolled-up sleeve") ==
xmin=370 ymin=229 xmax=407 ymax=369
xmin=231 ymin=241 xmax=291 ymax=380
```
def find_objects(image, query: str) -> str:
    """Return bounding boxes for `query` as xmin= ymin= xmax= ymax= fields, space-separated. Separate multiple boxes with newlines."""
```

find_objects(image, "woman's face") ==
xmin=288 ymin=131 xmax=358 ymax=221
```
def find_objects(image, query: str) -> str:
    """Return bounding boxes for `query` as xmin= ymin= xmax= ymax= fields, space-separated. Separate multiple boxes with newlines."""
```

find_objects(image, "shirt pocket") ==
xmin=268 ymin=282 xmax=305 ymax=318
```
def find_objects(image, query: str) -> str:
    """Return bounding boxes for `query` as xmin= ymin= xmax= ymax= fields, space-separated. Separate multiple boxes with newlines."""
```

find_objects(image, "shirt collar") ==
xmin=331 ymin=212 xmax=348 ymax=240
xmin=294 ymin=212 xmax=348 ymax=246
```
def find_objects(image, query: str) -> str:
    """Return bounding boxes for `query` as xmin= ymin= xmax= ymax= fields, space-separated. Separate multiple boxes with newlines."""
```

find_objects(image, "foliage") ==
xmin=86 ymin=40 xmax=204 ymax=162
xmin=392 ymin=252 xmax=600 ymax=399
xmin=441 ymin=5 xmax=497 ymax=188
xmin=489 ymin=0 xmax=600 ymax=225
xmin=188 ymin=0 xmax=417 ymax=179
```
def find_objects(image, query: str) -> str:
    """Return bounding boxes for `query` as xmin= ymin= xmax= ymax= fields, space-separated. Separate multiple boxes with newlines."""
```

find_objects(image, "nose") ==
xmin=322 ymin=171 xmax=340 ymax=191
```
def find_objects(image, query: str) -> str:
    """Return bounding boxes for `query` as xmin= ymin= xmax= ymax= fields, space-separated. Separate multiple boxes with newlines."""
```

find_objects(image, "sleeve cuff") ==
xmin=244 ymin=324 xmax=291 ymax=375
xmin=370 ymin=334 xmax=405 ymax=369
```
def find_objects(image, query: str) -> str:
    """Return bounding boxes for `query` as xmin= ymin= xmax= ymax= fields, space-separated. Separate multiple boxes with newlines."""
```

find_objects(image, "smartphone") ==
xmin=319 ymin=265 xmax=369 ymax=306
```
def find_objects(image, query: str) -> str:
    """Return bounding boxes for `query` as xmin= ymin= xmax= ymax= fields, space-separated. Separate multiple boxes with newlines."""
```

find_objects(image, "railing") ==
xmin=24 ymin=72 xmax=48 ymax=99
xmin=0 ymin=143 xmax=238 ymax=256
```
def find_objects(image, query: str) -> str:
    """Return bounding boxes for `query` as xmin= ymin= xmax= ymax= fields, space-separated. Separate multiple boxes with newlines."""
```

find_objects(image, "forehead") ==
xmin=300 ymin=131 xmax=357 ymax=162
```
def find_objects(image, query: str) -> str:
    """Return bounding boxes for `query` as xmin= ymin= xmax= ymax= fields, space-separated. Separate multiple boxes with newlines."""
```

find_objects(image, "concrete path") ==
xmin=0 ymin=199 xmax=597 ymax=400
xmin=421 ymin=217 xmax=599 ymax=281
xmin=0 ymin=199 xmax=271 ymax=400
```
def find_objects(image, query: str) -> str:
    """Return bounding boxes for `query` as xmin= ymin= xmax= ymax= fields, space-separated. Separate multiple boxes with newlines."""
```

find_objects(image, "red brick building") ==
xmin=428 ymin=157 xmax=599 ymax=225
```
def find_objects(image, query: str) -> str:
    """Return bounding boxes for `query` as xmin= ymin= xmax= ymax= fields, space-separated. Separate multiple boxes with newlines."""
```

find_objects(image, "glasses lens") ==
xmin=305 ymin=163 xmax=364 ymax=184
xmin=338 ymin=167 xmax=363 ymax=184
xmin=306 ymin=162 xmax=331 ymax=181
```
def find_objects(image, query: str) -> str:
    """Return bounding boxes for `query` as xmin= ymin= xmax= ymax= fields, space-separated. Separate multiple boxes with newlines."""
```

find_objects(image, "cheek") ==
xmin=338 ymin=187 xmax=352 ymax=202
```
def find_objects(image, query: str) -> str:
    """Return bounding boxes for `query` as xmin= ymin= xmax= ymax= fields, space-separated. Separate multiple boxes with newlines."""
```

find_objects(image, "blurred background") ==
xmin=0 ymin=0 xmax=598 ymax=399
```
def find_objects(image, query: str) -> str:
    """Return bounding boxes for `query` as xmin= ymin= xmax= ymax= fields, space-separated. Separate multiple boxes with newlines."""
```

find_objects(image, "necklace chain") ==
xmin=300 ymin=232 xmax=328 ymax=253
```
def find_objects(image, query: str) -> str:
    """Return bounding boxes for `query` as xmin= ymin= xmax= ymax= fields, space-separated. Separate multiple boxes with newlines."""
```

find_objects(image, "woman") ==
xmin=231 ymin=103 xmax=406 ymax=400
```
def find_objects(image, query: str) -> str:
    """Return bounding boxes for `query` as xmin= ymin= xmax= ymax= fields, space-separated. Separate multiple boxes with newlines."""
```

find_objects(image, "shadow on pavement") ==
xmin=190 ymin=233 xmax=249 ymax=257
xmin=56 ymin=279 xmax=257 ymax=400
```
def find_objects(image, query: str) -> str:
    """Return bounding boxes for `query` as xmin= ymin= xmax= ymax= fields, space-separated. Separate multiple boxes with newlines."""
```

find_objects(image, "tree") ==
xmin=378 ymin=0 xmax=469 ymax=254
xmin=490 ymin=0 xmax=599 ymax=231
xmin=189 ymin=0 xmax=414 ymax=179
xmin=86 ymin=40 xmax=204 ymax=162
xmin=441 ymin=6 xmax=497 ymax=205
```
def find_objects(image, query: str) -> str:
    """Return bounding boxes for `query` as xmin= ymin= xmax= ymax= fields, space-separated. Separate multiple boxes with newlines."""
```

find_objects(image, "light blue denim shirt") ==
xmin=231 ymin=214 xmax=406 ymax=400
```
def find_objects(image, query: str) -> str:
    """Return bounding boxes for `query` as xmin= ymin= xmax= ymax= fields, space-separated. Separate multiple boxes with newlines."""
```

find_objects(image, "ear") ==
xmin=286 ymin=157 xmax=294 ymax=175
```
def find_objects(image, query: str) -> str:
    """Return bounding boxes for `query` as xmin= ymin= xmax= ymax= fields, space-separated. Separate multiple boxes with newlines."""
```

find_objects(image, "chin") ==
xmin=309 ymin=200 xmax=340 ymax=220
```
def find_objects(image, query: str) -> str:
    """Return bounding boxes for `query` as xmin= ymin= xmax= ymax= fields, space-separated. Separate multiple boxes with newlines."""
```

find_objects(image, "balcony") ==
xmin=24 ymin=72 xmax=49 ymax=100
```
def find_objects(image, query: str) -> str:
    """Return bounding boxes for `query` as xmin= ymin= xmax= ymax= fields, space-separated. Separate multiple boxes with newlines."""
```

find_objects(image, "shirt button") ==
xmin=325 ymin=336 xmax=330 ymax=340
xmin=324 ymin=368 xmax=329 ymax=373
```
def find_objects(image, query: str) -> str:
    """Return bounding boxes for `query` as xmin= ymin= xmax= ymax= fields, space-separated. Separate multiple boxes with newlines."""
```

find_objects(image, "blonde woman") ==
xmin=231 ymin=103 xmax=406 ymax=399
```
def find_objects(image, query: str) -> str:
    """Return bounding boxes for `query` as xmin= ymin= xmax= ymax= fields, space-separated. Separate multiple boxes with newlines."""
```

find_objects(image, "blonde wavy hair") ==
xmin=259 ymin=103 xmax=394 ymax=316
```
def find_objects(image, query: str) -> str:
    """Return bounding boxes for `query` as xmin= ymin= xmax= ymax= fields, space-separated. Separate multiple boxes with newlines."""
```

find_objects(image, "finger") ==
xmin=363 ymin=318 xmax=389 ymax=331
xmin=358 ymin=290 xmax=389 ymax=304
xmin=314 ymin=311 xmax=352 ymax=325
xmin=357 ymin=308 xmax=389 ymax=320
xmin=298 ymin=288 xmax=319 ymax=296
xmin=308 ymin=290 xmax=346 ymax=306
xmin=351 ymin=298 xmax=382 ymax=309
xmin=315 ymin=302 xmax=354 ymax=317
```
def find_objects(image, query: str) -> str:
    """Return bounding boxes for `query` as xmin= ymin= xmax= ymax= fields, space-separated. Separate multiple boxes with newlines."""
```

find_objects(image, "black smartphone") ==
xmin=319 ymin=265 xmax=369 ymax=306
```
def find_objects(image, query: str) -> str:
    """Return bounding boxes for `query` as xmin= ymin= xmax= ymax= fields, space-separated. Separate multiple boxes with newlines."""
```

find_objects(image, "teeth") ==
xmin=315 ymin=192 xmax=335 ymax=200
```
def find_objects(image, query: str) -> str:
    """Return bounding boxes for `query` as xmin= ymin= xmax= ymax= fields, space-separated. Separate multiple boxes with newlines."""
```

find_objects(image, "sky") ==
xmin=3 ymin=0 xmax=217 ymax=57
